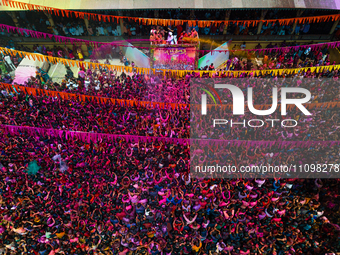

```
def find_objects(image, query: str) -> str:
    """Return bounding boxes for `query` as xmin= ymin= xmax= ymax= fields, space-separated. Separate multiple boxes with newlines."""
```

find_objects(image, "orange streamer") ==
xmin=3 ymin=0 xmax=340 ymax=28
xmin=1 ymin=83 xmax=340 ymax=111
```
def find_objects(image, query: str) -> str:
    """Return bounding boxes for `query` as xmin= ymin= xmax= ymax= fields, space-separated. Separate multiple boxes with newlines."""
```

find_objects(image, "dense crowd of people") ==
xmin=1 ymin=65 xmax=340 ymax=254
xmin=0 ymin=121 xmax=340 ymax=254
xmin=3 ymin=77 xmax=340 ymax=143
xmin=0 ymin=18 xmax=337 ymax=75
xmin=203 ymin=41 xmax=333 ymax=71
xmin=1 ymin=8 xmax=338 ymax=40
xmin=17 ymin=58 xmax=339 ymax=106
xmin=150 ymin=26 xmax=199 ymax=45
xmin=22 ymin=68 xmax=190 ymax=104
xmin=1 ymin=33 xmax=336 ymax=79
xmin=0 ymin=6 xmax=340 ymax=255
xmin=0 ymin=91 xmax=190 ymax=138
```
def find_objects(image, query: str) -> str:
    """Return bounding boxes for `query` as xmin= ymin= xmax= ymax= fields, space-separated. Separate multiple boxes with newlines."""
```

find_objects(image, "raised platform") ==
xmin=151 ymin=44 xmax=199 ymax=70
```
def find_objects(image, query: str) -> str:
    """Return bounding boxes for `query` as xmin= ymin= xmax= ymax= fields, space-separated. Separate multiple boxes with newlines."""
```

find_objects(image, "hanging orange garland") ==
xmin=2 ymin=0 xmax=340 ymax=28
xmin=2 ymin=47 xmax=340 ymax=78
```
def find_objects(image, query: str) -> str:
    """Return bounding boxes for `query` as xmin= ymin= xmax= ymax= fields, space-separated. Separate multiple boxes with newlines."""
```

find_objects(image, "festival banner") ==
xmin=152 ymin=47 xmax=196 ymax=70
xmin=3 ymin=0 xmax=340 ymax=28
xmin=198 ymin=41 xmax=230 ymax=69
xmin=123 ymin=43 xmax=150 ymax=68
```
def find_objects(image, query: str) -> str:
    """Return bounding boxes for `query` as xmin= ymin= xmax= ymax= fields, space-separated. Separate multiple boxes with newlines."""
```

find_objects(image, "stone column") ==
xmin=257 ymin=10 xmax=267 ymax=35
xmin=190 ymin=10 xmax=195 ymax=20
xmin=84 ymin=15 xmax=89 ymax=30
xmin=330 ymin=20 xmax=340 ymax=34
xmin=118 ymin=11 xmax=125 ymax=37
xmin=329 ymin=12 xmax=340 ymax=34
xmin=43 ymin=11 xmax=55 ymax=27
xmin=7 ymin=12 xmax=20 ymax=27
xmin=223 ymin=10 xmax=231 ymax=35
xmin=291 ymin=10 xmax=304 ymax=35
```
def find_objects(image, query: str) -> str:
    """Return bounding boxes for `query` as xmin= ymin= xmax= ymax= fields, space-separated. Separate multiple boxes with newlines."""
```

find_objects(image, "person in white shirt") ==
xmin=79 ymin=25 xmax=84 ymax=35
xmin=70 ymin=27 xmax=76 ymax=36
xmin=75 ymin=26 xmax=80 ymax=36
xmin=116 ymin=25 xmax=122 ymax=36
xmin=99 ymin=26 xmax=105 ymax=35
xmin=66 ymin=79 xmax=75 ymax=89
xmin=112 ymin=28 xmax=118 ymax=36
xmin=130 ymin=26 xmax=136 ymax=36
xmin=104 ymin=26 xmax=109 ymax=36
xmin=96 ymin=26 xmax=101 ymax=36
xmin=107 ymin=25 xmax=112 ymax=34
xmin=150 ymin=27 xmax=156 ymax=36
xmin=167 ymin=32 xmax=174 ymax=44
xmin=4 ymin=56 xmax=15 ymax=70
xmin=240 ymin=42 xmax=246 ymax=50
xmin=52 ymin=27 xmax=59 ymax=35
xmin=84 ymin=77 xmax=90 ymax=91
xmin=63 ymin=26 xmax=69 ymax=36
xmin=94 ymin=78 xmax=100 ymax=90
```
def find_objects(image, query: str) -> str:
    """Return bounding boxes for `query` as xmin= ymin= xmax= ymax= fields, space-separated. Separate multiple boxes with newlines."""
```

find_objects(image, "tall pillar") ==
xmin=189 ymin=10 xmax=195 ymax=33
xmin=257 ymin=10 xmax=267 ymax=35
xmin=43 ymin=11 xmax=55 ymax=27
xmin=84 ymin=15 xmax=89 ymax=30
xmin=7 ymin=12 xmax=20 ymax=27
xmin=223 ymin=10 xmax=231 ymax=35
xmin=291 ymin=10 xmax=304 ymax=35
xmin=330 ymin=20 xmax=340 ymax=34
xmin=118 ymin=11 xmax=125 ymax=37
xmin=190 ymin=10 xmax=195 ymax=20
xmin=154 ymin=10 xmax=159 ymax=18
xmin=330 ymin=11 xmax=340 ymax=34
